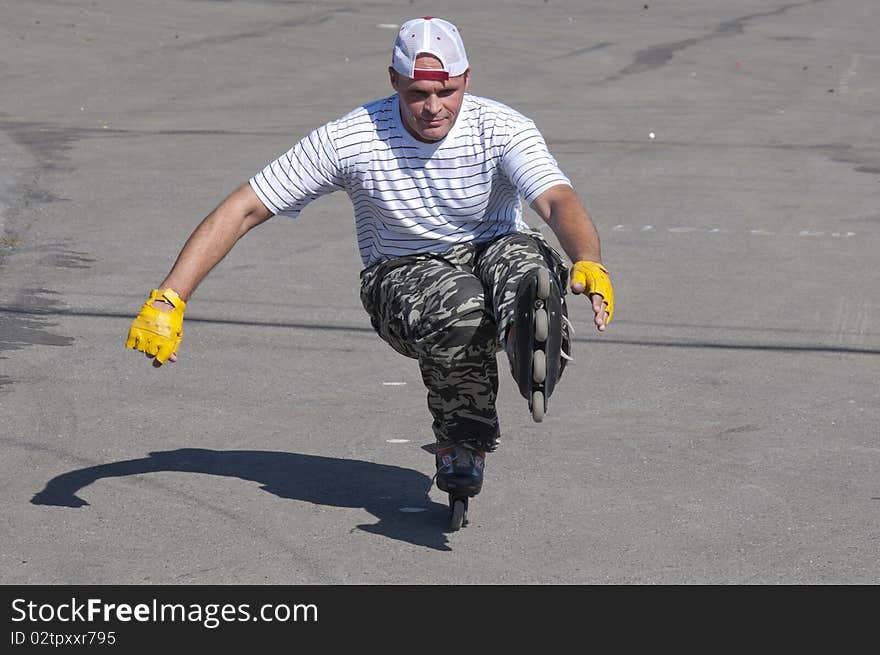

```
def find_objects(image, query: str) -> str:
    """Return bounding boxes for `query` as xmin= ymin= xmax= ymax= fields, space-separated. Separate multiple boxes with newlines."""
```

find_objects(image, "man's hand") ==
xmin=570 ymin=261 xmax=614 ymax=331
xmin=125 ymin=289 xmax=186 ymax=367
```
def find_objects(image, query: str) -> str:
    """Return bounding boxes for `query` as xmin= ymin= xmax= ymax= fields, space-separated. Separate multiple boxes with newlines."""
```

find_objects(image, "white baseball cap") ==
xmin=391 ymin=16 xmax=469 ymax=81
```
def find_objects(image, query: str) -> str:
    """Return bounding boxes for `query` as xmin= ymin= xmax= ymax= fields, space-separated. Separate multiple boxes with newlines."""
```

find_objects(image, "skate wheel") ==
xmin=532 ymin=349 xmax=546 ymax=383
xmin=536 ymin=268 xmax=550 ymax=300
xmin=531 ymin=390 xmax=545 ymax=422
xmin=450 ymin=498 xmax=467 ymax=531
xmin=534 ymin=308 xmax=548 ymax=342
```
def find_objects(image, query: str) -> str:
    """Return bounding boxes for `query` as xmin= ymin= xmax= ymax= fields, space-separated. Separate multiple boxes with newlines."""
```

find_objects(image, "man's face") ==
xmin=390 ymin=54 xmax=470 ymax=143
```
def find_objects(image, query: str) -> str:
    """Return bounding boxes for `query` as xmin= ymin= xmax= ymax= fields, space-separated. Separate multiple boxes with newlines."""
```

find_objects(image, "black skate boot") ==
xmin=506 ymin=267 xmax=572 ymax=422
xmin=423 ymin=441 xmax=486 ymax=530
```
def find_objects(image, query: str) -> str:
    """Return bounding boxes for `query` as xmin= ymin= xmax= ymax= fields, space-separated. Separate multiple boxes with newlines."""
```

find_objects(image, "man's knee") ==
xmin=418 ymin=276 xmax=495 ymax=351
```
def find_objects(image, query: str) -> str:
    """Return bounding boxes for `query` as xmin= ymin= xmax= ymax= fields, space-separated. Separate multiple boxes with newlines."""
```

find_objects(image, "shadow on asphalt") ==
xmin=31 ymin=448 xmax=456 ymax=551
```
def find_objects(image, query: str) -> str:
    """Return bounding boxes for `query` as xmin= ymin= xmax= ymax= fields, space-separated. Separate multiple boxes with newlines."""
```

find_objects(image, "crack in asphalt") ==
xmin=607 ymin=0 xmax=828 ymax=81
xmin=152 ymin=4 xmax=357 ymax=54
xmin=2 ymin=305 xmax=877 ymax=356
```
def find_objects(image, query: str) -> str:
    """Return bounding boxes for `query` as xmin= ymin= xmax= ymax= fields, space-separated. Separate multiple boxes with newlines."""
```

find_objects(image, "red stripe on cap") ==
xmin=423 ymin=16 xmax=433 ymax=20
xmin=413 ymin=69 xmax=449 ymax=81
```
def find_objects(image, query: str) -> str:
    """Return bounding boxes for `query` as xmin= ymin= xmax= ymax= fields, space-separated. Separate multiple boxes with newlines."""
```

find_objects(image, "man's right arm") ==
xmin=156 ymin=183 xmax=273 ymax=301
xmin=128 ymin=120 xmax=344 ymax=366
xmin=126 ymin=183 xmax=273 ymax=366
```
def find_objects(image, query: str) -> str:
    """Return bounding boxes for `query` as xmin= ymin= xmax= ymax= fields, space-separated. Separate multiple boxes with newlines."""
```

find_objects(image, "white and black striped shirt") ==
xmin=249 ymin=93 xmax=571 ymax=268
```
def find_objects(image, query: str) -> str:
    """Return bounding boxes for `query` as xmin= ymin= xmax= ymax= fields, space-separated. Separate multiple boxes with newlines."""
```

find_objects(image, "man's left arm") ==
xmin=530 ymin=184 xmax=613 ymax=331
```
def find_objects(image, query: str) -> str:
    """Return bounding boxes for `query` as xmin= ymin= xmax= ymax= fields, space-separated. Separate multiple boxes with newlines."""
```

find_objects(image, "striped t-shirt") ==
xmin=249 ymin=93 xmax=571 ymax=269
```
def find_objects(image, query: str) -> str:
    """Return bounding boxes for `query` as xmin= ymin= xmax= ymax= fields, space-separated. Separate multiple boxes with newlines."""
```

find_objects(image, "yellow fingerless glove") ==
xmin=125 ymin=289 xmax=186 ymax=363
xmin=570 ymin=261 xmax=614 ymax=324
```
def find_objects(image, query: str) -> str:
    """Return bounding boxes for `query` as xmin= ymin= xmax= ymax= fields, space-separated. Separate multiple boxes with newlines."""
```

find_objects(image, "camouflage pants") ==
xmin=359 ymin=230 xmax=568 ymax=451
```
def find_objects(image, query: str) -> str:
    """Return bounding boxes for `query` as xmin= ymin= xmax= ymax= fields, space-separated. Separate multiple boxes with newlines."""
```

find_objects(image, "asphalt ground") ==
xmin=1 ymin=0 xmax=878 ymax=584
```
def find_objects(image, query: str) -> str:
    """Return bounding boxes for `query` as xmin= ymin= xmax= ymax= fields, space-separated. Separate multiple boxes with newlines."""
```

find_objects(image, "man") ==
xmin=126 ymin=17 xmax=613 ymax=528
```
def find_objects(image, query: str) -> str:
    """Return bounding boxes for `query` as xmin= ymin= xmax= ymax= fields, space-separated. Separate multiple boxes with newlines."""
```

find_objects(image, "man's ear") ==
xmin=389 ymin=66 xmax=400 ymax=92
xmin=463 ymin=69 xmax=471 ymax=91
